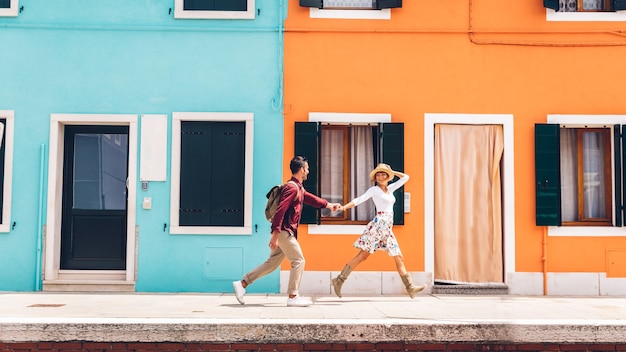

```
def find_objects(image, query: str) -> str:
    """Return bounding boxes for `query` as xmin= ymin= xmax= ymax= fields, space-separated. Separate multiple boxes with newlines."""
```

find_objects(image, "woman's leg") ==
xmin=393 ymin=254 xmax=425 ymax=298
xmin=393 ymin=254 xmax=408 ymax=276
xmin=332 ymin=250 xmax=371 ymax=298
xmin=347 ymin=250 xmax=371 ymax=270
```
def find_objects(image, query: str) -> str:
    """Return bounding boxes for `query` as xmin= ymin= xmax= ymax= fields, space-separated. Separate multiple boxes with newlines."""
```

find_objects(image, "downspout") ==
xmin=271 ymin=0 xmax=285 ymax=112
xmin=542 ymin=226 xmax=548 ymax=295
xmin=35 ymin=144 xmax=46 ymax=291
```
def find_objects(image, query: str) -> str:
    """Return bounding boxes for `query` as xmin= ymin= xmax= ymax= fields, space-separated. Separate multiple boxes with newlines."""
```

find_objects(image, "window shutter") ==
xmin=377 ymin=0 xmax=402 ymax=9
xmin=180 ymin=121 xmax=245 ymax=227
xmin=300 ymin=0 xmax=323 ymax=8
xmin=381 ymin=122 xmax=404 ymax=225
xmin=614 ymin=0 xmax=626 ymax=11
xmin=534 ymin=124 xmax=561 ymax=226
xmin=0 ymin=120 xmax=5 ymax=223
xmin=616 ymin=125 xmax=625 ymax=226
xmin=295 ymin=122 xmax=320 ymax=224
xmin=210 ymin=122 xmax=245 ymax=226
xmin=543 ymin=0 xmax=559 ymax=10
xmin=184 ymin=0 xmax=247 ymax=11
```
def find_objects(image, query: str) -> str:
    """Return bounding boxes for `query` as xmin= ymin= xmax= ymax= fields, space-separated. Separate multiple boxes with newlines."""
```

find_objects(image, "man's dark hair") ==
xmin=290 ymin=156 xmax=307 ymax=174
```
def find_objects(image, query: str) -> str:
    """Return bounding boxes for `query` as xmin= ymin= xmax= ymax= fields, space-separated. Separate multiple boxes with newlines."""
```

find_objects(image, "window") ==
xmin=170 ymin=112 xmax=253 ymax=235
xmin=300 ymin=0 xmax=402 ymax=10
xmin=535 ymin=123 xmax=625 ymax=227
xmin=0 ymin=0 xmax=18 ymax=17
xmin=295 ymin=120 xmax=404 ymax=226
xmin=545 ymin=0 xmax=626 ymax=21
xmin=174 ymin=0 xmax=255 ymax=19
xmin=0 ymin=111 xmax=13 ymax=233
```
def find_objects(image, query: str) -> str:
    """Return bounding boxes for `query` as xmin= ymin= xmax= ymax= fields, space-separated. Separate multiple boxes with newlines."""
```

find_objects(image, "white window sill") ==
xmin=308 ymin=224 xmax=364 ymax=235
xmin=546 ymin=9 xmax=626 ymax=21
xmin=310 ymin=8 xmax=390 ymax=20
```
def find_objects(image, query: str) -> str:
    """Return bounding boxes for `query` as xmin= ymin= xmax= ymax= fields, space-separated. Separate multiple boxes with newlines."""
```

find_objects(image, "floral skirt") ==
xmin=353 ymin=212 xmax=401 ymax=257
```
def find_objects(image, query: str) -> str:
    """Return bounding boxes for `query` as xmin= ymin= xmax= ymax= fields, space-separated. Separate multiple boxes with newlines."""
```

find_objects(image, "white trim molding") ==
xmin=174 ymin=0 xmax=255 ymax=19
xmin=170 ymin=112 xmax=254 ymax=235
xmin=44 ymin=114 xmax=138 ymax=285
xmin=424 ymin=113 xmax=516 ymax=282
xmin=0 ymin=110 xmax=14 ymax=233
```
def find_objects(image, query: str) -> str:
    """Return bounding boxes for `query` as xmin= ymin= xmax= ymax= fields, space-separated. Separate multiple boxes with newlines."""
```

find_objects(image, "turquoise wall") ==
xmin=0 ymin=0 xmax=286 ymax=292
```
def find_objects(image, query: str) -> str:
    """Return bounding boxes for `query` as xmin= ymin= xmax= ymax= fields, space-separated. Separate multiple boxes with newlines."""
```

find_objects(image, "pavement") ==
xmin=1 ymin=291 xmax=626 ymax=344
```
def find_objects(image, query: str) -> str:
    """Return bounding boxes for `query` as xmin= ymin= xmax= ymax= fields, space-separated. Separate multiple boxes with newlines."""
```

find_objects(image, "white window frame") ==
xmin=0 ymin=0 xmax=18 ymax=17
xmin=0 ymin=110 xmax=14 ymax=233
xmin=174 ymin=0 xmax=255 ymax=19
xmin=547 ymin=114 xmax=626 ymax=237
xmin=170 ymin=112 xmax=254 ymax=235
xmin=424 ymin=113 xmax=516 ymax=278
xmin=310 ymin=7 xmax=391 ymax=20
xmin=546 ymin=8 xmax=626 ymax=21
xmin=307 ymin=112 xmax=391 ymax=235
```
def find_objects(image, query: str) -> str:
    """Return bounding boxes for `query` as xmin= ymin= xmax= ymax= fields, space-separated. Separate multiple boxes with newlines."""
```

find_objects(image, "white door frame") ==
xmin=424 ymin=113 xmax=515 ymax=283
xmin=44 ymin=114 xmax=138 ymax=283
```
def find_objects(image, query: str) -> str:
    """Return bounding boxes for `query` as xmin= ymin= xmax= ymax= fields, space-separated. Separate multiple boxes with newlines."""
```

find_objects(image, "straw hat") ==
xmin=369 ymin=163 xmax=394 ymax=182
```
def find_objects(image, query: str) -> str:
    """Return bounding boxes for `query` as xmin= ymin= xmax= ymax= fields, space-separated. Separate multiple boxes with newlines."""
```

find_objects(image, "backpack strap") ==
xmin=285 ymin=180 xmax=301 ymax=204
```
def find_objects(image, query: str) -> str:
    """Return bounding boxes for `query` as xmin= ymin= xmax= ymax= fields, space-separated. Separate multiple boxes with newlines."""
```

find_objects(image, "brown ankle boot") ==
xmin=331 ymin=265 xmax=353 ymax=298
xmin=401 ymin=274 xmax=426 ymax=299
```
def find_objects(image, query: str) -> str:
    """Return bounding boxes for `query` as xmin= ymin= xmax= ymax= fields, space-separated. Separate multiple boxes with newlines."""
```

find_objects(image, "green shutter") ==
xmin=183 ymin=0 xmax=247 ymax=11
xmin=544 ymin=0 xmax=559 ymax=10
xmin=180 ymin=121 xmax=245 ymax=227
xmin=381 ymin=122 xmax=405 ymax=225
xmin=614 ymin=0 xmax=626 ymax=11
xmin=377 ymin=0 xmax=402 ymax=9
xmin=0 ymin=119 xmax=6 ymax=223
xmin=617 ymin=125 xmax=625 ymax=227
xmin=295 ymin=122 xmax=320 ymax=224
xmin=210 ymin=122 xmax=245 ymax=226
xmin=300 ymin=0 xmax=323 ymax=8
xmin=535 ymin=124 xmax=561 ymax=226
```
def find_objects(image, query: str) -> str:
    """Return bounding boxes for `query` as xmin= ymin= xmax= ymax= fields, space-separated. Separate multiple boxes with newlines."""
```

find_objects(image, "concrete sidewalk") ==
xmin=1 ymin=292 xmax=625 ymax=344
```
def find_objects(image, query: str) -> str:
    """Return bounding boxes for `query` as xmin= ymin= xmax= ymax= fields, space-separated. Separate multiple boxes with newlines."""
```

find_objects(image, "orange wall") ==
xmin=283 ymin=1 xmax=626 ymax=273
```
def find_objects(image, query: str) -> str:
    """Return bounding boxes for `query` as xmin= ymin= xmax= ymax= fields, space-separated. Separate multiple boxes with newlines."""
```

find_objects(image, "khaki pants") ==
xmin=243 ymin=231 xmax=305 ymax=296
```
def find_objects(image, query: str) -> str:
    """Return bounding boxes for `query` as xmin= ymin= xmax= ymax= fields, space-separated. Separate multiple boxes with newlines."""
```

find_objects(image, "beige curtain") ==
xmin=434 ymin=124 xmax=503 ymax=284
xmin=321 ymin=126 xmax=374 ymax=220
xmin=350 ymin=126 xmax=375 ymax=221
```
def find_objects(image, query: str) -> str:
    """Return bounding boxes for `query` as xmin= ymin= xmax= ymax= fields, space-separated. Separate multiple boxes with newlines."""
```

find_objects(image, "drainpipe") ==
xmin=542 ymin=226 xmax=548 ymax=295
xmin=35 ymin=144 xmax=46 ymax=291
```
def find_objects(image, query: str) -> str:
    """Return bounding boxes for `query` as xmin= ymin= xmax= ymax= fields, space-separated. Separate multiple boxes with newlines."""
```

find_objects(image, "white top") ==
xmin=351 ymin=175 xmax=409 ymax=213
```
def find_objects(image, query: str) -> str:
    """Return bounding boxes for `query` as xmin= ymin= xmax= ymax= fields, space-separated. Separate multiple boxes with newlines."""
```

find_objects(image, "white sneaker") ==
xmin=233 ymin=280 xmax=245 ymax=305
xmin=286 ymin=295 xmax=312 ymax=307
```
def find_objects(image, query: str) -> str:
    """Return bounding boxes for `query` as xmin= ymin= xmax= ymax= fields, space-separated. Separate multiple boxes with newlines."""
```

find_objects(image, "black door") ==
xmin=60 ymin=125 xmax=129 ymax=270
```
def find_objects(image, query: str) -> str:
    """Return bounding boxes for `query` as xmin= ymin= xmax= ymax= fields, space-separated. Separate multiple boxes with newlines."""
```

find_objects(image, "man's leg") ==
xmin=233 ymin=245 xmax=285 ymax=304
xmin=243 ymin=245 xmax=285 ymax=286
xmin=276 ymin=231 xmax=305 ymax=297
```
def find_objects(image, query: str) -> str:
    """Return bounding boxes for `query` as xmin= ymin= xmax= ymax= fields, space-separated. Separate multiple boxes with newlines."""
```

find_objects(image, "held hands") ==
xmin=327 ymin=203 xmax=342 ymax=212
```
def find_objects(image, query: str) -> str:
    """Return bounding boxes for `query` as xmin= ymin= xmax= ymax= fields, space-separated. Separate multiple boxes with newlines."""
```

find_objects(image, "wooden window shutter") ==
xmin=543 ymin=0 xmax=559 ymax=10
xmin=180 ymin=121 xmax=245 ymax=227
xmin=295 ymin=122 xmax=320 ymax=224
xmin=183 ymin=0 xmax=247 ymax=11
xmin=380 ymin=122 xmax=405 ymax=225
xmin=300 ymin=0 xmax=323 ymax=8
xmin=534 ymin=124 xmax=561 ymax=226
xmin=377 ymin=0 xmax=402 ymax=9
xmin=616 ymin=125 xmax=625 ymax=226
xmin=614 ymin=0 xmax=626 ymax=11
